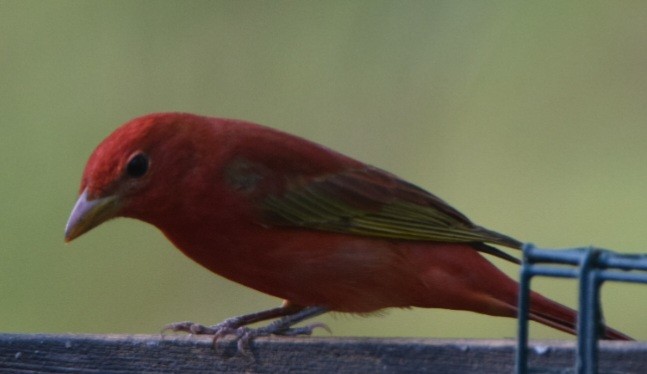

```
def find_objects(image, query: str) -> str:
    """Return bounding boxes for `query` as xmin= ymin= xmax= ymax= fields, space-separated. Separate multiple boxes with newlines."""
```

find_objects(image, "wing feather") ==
xmin=261 ymin=167 xmax=522 ymax=262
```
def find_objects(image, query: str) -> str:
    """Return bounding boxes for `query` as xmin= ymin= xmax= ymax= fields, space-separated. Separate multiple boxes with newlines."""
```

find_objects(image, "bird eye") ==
xmin=126 ymin=153 xmax=149 ymax=178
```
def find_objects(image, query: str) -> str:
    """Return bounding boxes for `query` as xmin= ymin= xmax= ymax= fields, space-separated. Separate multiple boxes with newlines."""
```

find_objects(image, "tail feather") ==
xmin=414 ymin=242 xmax=631 ymax=340
xmin=529 ymin=291 xmax=632 ymax=341
xmin=471 ymin=242 xmax=521 ymax=264
xmin=466 ymin=240 xmax=631 ymax=340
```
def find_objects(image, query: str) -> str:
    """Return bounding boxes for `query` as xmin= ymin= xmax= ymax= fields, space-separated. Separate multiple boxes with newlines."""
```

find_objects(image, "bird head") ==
xmin=64 ymin=113 xmax=209 ymax=242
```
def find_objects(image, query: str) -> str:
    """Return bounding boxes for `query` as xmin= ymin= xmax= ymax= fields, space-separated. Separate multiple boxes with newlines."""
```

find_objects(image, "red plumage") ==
xmin=65 ymin=113 xmax=631 ymax=341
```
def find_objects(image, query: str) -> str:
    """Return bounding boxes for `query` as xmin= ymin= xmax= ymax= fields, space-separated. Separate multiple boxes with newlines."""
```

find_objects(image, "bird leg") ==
xmin=234 ymin=306 xmax=330 ymax=352
xmin=162 ymin=305 xmax=329 ymax=353
xmin=163 ymin=305 xmax=295 ymax=335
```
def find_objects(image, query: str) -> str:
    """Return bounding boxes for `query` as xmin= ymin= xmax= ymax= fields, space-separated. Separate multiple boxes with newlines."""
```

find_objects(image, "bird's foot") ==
xmin=229 ymin=320 xmax=331 ymax=354
xmin=162 ymin=306 xmax=330 ymax=354
xmin=162 ymin=314 xmax=248 ymax=336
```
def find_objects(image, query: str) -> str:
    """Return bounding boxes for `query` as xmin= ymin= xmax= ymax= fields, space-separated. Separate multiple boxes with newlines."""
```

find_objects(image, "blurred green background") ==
xmin=2 ymin=1 xmax=646 ymax=340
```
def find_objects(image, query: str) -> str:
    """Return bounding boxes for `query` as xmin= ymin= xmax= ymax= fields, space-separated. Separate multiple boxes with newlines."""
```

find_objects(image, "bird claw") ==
xmin=231 ymin=322 xmax=331 ymax=355
xmin=162 ymin=313 xmax=251 ymax=336
xmin=269 ymin=322 xmax=332 ymax=336
xmin=161 ymin=306 xmax=330 ymax=355
xmin=162 ymin=321 xmax=219 ymax=335
xmin=161 ymin=319 xmax=331 ymax=354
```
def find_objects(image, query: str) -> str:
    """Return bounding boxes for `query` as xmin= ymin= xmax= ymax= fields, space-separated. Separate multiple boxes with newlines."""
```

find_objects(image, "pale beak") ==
xmin=65 ymin=189 xmax=120 ymax=242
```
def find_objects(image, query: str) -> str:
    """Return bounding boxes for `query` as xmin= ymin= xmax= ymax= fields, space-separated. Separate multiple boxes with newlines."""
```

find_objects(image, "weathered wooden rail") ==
xmin=0 ymin=334 xmax=645 ymax=373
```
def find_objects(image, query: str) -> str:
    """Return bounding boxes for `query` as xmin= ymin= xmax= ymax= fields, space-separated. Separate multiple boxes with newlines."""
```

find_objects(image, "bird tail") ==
xmin=528 ymin=290 xmax=632 ymax=341
xmin=468 ymin=239 xmax=631 ymax=340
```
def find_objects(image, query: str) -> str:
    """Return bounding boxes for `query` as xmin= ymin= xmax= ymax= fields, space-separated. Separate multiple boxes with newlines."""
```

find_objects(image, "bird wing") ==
xmin=260 ymin=166 xmax=521 ymax=262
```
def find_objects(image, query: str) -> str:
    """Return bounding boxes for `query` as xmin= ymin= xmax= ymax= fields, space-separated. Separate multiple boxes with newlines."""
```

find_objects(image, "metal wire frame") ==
xmin=515 ymin=243 xmax=647 ymax=374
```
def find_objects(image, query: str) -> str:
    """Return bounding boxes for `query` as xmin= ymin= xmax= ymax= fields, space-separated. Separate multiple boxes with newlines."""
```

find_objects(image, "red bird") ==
xmin=65 ymin=113 xmax=630 ymax=346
